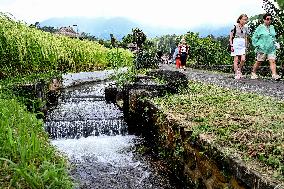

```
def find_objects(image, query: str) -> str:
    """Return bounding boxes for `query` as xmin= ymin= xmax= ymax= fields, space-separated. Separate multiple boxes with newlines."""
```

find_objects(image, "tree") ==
xmin=110 ymin=33 xmax=118 ymax=48
xmin=276 ymin=0 xmax=284 ymax=9
xmin=81 ymin=32 xmax=97 ymax=41
xmin=121 ymin=34 xmax=134 ymax=48
xmin=34 ymin=22 xmax=40 ymax=28
xmin=152 ymin=34 xmax=178 ymax=56
xmin=132 ymin=28 xmax=146 ymax=49
xmin=262 ymin=0 xmax=284 ymax=36
xmin=128 ymin=28 xmax=158 ymax=69
xmin=38 ymin=26 xmax=58 ymax=33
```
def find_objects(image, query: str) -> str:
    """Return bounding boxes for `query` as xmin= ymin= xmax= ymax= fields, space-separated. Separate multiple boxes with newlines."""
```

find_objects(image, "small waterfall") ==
xmin=45 ymin=81 xmax=127 ymax=139
xmin=44 ymin=75 xmax=184 ymax=189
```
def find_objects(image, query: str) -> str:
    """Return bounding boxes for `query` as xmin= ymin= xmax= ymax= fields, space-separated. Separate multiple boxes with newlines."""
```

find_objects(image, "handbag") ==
xmin=227 ymin=25 xmax=237 ymax=52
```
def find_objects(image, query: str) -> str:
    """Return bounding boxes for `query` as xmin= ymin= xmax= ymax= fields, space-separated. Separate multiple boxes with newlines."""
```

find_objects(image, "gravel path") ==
xmin=160 ymin=64 xmax=284 ymax=101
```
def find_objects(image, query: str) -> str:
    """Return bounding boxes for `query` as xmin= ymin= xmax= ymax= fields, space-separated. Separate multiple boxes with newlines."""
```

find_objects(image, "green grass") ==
xmin=0 ymin=91 xmax=73 ymax=188
xmin=0 ymin=70 xmax=62 ymax=89
xmin=111 ymin=67 xmax=152 ymax=87
xmin=152 ymin=81 xmax=284 ymax=181
xmin=0 ymin=71 xmax=63 ymax=117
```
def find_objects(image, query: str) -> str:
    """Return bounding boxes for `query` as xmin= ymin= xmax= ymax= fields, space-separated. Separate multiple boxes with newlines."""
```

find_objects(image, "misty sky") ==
xmin=0 ymin=0 xmax=264 ymax=28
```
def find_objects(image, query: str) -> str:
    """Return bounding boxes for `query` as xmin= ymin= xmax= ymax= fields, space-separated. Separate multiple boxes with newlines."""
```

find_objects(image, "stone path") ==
xmin=160 ymin=64 xmax=284 ymax=101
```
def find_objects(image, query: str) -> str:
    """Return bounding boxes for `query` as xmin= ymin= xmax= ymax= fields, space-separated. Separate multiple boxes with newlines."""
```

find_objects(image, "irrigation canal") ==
xmin=44 ymin=71 xmax=187 ymax=189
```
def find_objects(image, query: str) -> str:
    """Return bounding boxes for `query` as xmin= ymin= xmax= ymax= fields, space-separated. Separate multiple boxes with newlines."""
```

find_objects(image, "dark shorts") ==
xmin=180 ymin=53 xmax=187 ymax=66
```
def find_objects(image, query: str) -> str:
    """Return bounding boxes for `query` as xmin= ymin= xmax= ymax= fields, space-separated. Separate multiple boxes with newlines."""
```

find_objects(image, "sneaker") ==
xmin=251 ymin=72 xmax=258 ymax=79
xmin=272 ymin=74 xmax=281 ymax=81
xmin=235 ymin=70 xmax=241 ymax=80
xmin=235 ymin=74 xmax=240 ymax=80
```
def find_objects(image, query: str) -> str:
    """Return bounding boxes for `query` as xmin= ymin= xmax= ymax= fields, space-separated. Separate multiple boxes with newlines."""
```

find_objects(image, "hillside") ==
xmin=40 ymin=17 xmax=230 ymax=39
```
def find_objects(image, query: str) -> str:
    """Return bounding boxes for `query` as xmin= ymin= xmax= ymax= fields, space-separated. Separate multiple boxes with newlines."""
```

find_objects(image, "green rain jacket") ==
xmin=252 ymin=24 xmax=277 ymax=54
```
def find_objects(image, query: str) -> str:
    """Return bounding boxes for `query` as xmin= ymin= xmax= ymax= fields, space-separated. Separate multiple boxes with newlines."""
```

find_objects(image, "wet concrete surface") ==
xmin=62 ymin=68 xmax=128 ymax=88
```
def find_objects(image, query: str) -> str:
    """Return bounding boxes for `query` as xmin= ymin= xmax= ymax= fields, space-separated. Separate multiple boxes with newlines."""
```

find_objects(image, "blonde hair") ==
xmin=180 ymin=38 xmax=186 ymax=43
xmin=237 ymin=14 xmax=248 ymax=23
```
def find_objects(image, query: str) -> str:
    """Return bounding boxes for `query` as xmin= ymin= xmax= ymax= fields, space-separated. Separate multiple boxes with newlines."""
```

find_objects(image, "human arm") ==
xmin=187 ymin=45 xmax=189 ymax=54
xmin=271 ymin=25 xmax=277 ymax=41
xmin=252 ymin=25 xmax=260 ymax=48
xmin=173 ymin=48 xmax=177 ymax=59
xmin=229 ymin=31 xmax=234 ymax=46
xmin=271 ymin=26 xmax=280 ymax=49
xmin=245 ymin=26 xmax=249 ymax=49
xmin=229 ymin=25 xmax=236 ymax=51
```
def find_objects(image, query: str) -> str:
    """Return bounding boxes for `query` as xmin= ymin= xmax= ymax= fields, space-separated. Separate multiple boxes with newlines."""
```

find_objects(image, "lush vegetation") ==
xmin=150 ymin=0 xmax=284 ymax=68
xmin=0 ymin=0 xmax=283 ymax=187
xmin=152 ymin=34 xmax=179 ymax=56
xmin=153 ymin=81 xmax=284 ymax=181
xmin=120 ymin=28 xmax=159 ymax=70
xmin=0 ymin=90 xmax=73 ymax=188
xmin=0 ymin=13 xmax=133 ymax=78
xmin=0 ymin=12 xmax=135 ymax=188
xmin=152 ymin=32 xmax=232 ymax=66
xmin=183 ymin=32 xmax=231 ymax=65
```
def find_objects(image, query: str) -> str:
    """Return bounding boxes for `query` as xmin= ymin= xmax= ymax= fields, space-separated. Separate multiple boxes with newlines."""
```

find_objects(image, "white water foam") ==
xmin=52 ymin=135 xmax=140 ymax=167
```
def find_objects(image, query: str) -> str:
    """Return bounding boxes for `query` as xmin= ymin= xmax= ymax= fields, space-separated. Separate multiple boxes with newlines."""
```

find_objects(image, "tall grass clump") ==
xmin=0 ymin=93 xmax=73 ymax=188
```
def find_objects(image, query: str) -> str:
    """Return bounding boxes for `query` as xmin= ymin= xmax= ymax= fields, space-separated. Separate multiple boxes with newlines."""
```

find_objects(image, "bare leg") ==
xmin=252 ymin=61 xmax=262 ymax=74
xmin=233 ymin=56 xmax=239 ymax=73
xmin=240 ymin=55 xmax=246 ymax=72
xmin=268 ymin=59 xmax=277 ymax=75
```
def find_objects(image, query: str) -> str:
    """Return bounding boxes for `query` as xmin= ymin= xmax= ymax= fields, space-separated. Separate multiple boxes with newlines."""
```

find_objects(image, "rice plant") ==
xmin=0 ymin=13 xmax=133 ymax=78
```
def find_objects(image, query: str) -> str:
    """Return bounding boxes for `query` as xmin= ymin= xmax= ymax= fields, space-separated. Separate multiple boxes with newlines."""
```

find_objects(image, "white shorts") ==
xmin=231 ymin=38 xmax=246 ymax=56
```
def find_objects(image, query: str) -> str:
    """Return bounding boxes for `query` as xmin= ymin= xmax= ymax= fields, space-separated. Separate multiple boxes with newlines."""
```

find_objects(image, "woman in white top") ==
xmin=178 ymin=38 xmax=189 ymax=70
xmin=229 ymin=14 xmax=249 ymax=79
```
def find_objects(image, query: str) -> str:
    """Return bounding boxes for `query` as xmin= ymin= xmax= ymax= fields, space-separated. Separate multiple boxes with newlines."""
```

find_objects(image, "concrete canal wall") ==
xmin=106 ymin=69 xmax=282 ymax=189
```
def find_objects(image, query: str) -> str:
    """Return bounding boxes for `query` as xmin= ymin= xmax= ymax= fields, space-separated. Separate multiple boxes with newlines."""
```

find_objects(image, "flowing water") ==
xmin=44 ymin=73 xmax=186 ymax=189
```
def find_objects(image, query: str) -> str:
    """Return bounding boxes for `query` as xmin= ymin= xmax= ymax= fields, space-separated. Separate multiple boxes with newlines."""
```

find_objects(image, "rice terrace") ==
xmin=0 ymin=0 xmax=284 ymax=188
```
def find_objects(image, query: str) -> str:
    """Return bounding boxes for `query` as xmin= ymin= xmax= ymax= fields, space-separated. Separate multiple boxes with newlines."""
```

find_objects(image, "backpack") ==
xmin=227 ymin=25 xmax=236 ymax=52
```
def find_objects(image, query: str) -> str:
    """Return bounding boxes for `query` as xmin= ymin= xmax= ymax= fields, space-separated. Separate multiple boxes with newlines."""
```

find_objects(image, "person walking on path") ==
xmin=173 ymin=46 xmax=181 ymax=68
xmin=251 ymin=13 xmax=281 ymax=80
xmin=229 ymin=14 xmax=249 ymax=80
xmin=178 ymin=38 xmax=189 ymax=70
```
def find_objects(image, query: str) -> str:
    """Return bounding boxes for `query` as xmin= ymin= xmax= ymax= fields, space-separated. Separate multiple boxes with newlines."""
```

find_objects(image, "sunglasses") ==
xmin=265 ymin=17 xmax=272 ymax=21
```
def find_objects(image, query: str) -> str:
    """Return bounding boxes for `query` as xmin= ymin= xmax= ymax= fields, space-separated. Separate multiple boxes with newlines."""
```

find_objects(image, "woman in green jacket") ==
xmin=251 ymin=13 xmax=281 ymax=80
